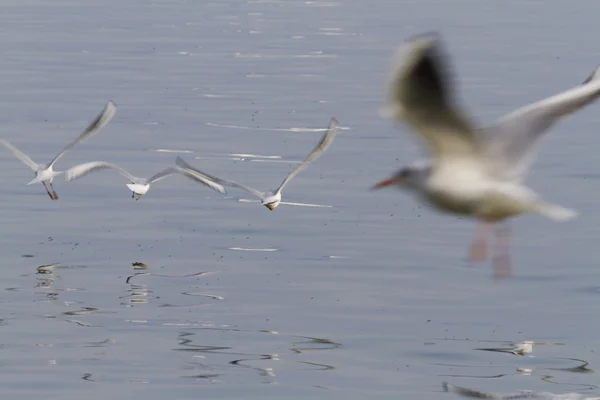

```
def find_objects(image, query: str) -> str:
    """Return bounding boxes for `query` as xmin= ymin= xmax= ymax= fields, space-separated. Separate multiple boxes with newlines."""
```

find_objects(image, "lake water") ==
xmin=1 ymin=1 xmax=600 ymax=399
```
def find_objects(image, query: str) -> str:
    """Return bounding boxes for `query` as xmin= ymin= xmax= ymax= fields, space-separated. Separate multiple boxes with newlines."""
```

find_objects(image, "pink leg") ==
xmin=492 ymin=225 xmax=512 ymax=279
xmin=42 ymin=182 xmax=54 ymax=200
xmin=49 ymin=182 xmax=58 ymax=200
xmin=469 ymin=220 xmax=491 ymax=263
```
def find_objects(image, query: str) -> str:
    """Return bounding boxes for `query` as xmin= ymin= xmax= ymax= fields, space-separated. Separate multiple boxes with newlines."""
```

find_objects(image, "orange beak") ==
xmin=372 ymin=177 xmax=395 ymax=190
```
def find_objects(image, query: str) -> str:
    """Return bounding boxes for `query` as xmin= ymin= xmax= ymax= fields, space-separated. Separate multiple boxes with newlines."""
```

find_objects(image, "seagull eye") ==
xmin=400 ymin=169 xmax=411 ymax=178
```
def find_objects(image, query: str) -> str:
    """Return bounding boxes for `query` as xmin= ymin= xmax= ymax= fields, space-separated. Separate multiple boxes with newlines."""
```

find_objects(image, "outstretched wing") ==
xmin=381 ymin=33 xmax=481 ymax=166
xmin=482 ymin=65 xmax=600 ymax=181
xmin=173 ymin=166 xmax=227 ymax=195
xmin=0 ymin=140 xmax=41 ymax=171
xmin=147 ymin=167 xmax=179 ymax=184
xmin=47 ymin=101 xmax=117 ymax=168
xmin=64 ymin=161 xmax=139 ymax=183
xmin=176 ymin=156 xmax=262 ymax=198
xmin=274 ymin=117 xmax=340 ymax=194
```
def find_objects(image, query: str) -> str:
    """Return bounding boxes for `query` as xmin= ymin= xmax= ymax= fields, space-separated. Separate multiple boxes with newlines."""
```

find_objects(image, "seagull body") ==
xmin=0 ymin=101 xmax=117 ymax=200
xmin=175 ymin=117 xmax=340 ymax=211
xmin=444 ymin=383 xmax=600 ymax=400
xmin=64 ymin=161 xmax=226 ymax=200
xmin=374 ymin=33 xmax=600 ymax=276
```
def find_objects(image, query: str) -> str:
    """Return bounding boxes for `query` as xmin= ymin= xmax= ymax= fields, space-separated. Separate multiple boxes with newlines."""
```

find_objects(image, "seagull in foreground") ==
xmin=175 ymin=117 xmax=340 ymax=210
xmin=64 ymin=161 xmax=226 ymax=200
xmin=0 ymin=101 xmax=117 ymax=200
xmin=373 ymin=33 xmax=600 ymax=277
xmin=444 ymin=382 xmax=600 ymax=400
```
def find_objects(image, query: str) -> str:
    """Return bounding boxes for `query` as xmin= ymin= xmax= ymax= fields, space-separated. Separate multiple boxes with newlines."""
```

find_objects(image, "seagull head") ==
xmin=373 ymin=161 xmax=431 ymax=191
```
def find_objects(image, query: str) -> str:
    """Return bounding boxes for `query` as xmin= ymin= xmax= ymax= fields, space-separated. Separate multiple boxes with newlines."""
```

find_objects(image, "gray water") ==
xmin=1 ymin=1 xmax=600 ymax=399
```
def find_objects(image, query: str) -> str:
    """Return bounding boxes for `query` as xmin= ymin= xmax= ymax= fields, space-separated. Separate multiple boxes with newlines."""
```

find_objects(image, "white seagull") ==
xmin=64 ymin=161 xmax=226 ymax=200
xmin=175 ymin=117 xmax=340 ymax=210
xmin=444 ymin=382 xmax=600 ymax=400
xmin=0 ymin=101 xmax=117 ymax=200
xmin=373 ymin=33 xmax=600 ymax=277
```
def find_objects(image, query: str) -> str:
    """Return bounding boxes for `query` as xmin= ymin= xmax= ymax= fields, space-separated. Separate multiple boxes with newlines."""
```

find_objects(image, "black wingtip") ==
xmin=582 ymin=64 xmax=600 ymax=85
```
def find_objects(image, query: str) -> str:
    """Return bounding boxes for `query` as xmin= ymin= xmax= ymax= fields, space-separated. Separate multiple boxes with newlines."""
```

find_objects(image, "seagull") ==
xmin=63 ymin=161 xmax=226 ymax=200
xmin=373 ymin=33 xmax=600 ymax=277
xmin=443 ymin=382 xmax=600 ymax=399
xmin=0 ymin=101 xmax=117 ymax=200
xmin=175 ymin=117 xmax=340 ymax=210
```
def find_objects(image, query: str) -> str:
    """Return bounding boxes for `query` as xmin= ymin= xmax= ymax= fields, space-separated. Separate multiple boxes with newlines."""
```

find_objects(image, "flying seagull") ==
xmin=0 ymin=101 xmax=117 ymax=200
xmin=373 ymin=33 xmax=600 ymax=277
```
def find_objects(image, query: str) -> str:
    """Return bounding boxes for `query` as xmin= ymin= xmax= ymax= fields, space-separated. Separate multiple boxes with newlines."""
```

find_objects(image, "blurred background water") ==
xmin=0 ymin=0 xmax=600 ymax=399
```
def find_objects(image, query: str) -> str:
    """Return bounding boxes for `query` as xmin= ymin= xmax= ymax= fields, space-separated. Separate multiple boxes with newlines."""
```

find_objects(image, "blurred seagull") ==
xmin=373 ymin=33 xmax=600 ymax=276
xmin=64 ymin=161 xmax=226 ymax=200
xmin=175 ymin=117 xmax=340 ymax=210
xmin=0 ymin=101 xmax=117 ymax=200
xmin=443 ymin=382 xmax=600 ymax=400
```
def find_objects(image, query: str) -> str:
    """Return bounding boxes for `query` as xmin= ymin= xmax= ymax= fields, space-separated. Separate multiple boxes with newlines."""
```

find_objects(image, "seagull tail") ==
xmin=582 ymin=64 xmax=600 ymax=84
xmin=534 ymin=202 xmax=578 ymax=221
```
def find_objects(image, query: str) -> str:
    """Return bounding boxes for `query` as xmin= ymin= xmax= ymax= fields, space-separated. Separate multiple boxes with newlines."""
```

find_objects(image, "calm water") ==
xmin=1 ymin=1 xmax=600 ymax=399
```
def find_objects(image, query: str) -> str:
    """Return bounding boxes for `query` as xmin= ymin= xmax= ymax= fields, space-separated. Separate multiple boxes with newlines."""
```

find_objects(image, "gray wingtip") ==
xmin=175 ymin=155 xmax=188 ymax=168
xmin=328 ymin=117 xmax=340 ymax=132
xmin=582 ymin=64 xmax=600 ymax=84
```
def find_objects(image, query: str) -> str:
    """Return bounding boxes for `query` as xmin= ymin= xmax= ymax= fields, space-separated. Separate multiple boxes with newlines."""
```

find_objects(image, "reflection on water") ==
xmin=172 ymin=325 xmax=339 ymax=384
xmin=444 ymin=382 xmax=600 ymax=399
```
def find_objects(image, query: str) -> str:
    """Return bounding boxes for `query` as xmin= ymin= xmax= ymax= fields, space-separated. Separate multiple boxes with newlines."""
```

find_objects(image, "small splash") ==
xmin=229 ymin=153 xmax=281 ymax=159
xmin=237 ymin=199 xmax=332 ymax=208
xmin=280 ymin=201 xmax=333 ymax=208
xmin=304 ymin=1 xmax=342 ymax=6
xmin=206 ymin=122 xmax=348 ymax=132
xmin=250 ymin=159 xmax=302 ymax=164
xmin=153 ymin=149 xmax=193 ymax=154
xmin=228 ymin=247 xmax=278 ymax=252
xmin=181 ymin=293 xmax=225 ymax=300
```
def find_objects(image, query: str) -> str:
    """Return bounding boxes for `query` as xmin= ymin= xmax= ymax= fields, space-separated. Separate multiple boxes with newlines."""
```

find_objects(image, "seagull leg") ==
xmin=42 ymin=182 xmax=54 ymax=200
xmin=131 ymin=191 xmax=135 ymax=199
xmin=469 ymin=219 xmax=490 ymax=263
xmin=49 ymin=182 xmax=58 ymax=200
xmin=136 ymin=194 xmax=142 ymax=201
xmin=492 ymin=224 xmax=512 ymax=279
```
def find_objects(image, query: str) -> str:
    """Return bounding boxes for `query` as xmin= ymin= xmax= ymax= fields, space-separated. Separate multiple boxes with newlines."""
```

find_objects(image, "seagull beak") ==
xmin=372 ymin=177 xmax=396 ymax=190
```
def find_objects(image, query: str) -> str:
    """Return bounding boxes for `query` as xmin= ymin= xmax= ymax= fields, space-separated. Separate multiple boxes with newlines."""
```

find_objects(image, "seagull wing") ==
xmin=274 ymin=117 xmax=340 ymax=194
xmin=147 ymin=167 xmax=179 ymax=184
xmin=173 ymin=166 xmax=227 ymax=195
xmin=482 ymin=65 xmax=600 ymax=181
xmin=47 ymin=101 xmax=117 ymax=168
xmin=0 ymin=139 xmax=41 ymax=171
xmin=175 ymin=156 xmax=263 ymax=199
xmin=64 ymin=161 xmax=140 ymax=183
xmin=381 ymin=33 xmax=481 ymax=166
